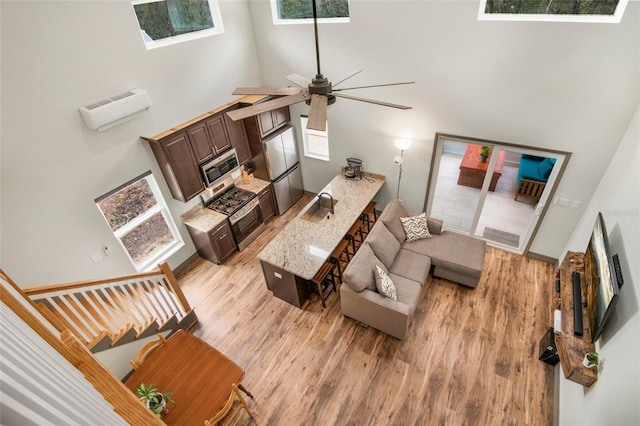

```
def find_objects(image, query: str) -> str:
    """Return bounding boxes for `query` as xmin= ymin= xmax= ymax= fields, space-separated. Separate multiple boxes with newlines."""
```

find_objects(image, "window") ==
xmin=478 ymin=0 xmax=629 ymax=23
xmin=271 ymin=0 xmax=349 ymax=24
xmin=132 ymin=0 xmax=224 ymax=49
xmin=95 ymin=172 xmax=183 ymax=272
xmin=301 ymin=115 xmax=330 ymax=161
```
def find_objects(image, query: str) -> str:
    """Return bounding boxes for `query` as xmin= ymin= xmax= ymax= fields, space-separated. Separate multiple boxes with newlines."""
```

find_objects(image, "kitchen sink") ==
xmin=299 ymin=198 xmax=339 ymax=223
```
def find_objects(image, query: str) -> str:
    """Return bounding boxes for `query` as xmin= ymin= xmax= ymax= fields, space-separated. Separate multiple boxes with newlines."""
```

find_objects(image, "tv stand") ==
xmin=554 ymin=251 xmax=597 ymax=387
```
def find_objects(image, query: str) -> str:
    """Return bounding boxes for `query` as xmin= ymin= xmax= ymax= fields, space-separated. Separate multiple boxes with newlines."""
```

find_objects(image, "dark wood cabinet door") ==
xmin=205 ymin=114 xmax=232 ymax=154
xmin=258 ymin=186 xmax=275 ymax=221
xmin=163 ymin=132 xmax=205 ymax=201
xmin=223 ymin=107 xmax=251 ymax=165
xmin=257 ymin=110 xmax=276 ymax=137
xmin=210 ymin=222 xmax=237 ymax=263
xmin=187 ymin=122 xmax=215 ymax=164
xmin=272 ymin=107 xmax=290 ymax=129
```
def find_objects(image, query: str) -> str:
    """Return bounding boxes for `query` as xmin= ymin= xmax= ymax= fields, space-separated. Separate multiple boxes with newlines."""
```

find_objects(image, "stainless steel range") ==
xmin=201 ymin=175 xmax=266 ymax=251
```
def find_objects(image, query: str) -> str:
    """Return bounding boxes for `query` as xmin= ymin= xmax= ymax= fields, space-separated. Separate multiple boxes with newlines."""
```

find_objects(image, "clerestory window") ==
xmin=271 ymin=0 xmax=350 ymax=25
xmin=95 ymin=172 xmax=183 ymax=272
xmin=132 ymin=0 xmax=224 ymax=49
xmin=478 ymin=0 xmax=629 ymax=23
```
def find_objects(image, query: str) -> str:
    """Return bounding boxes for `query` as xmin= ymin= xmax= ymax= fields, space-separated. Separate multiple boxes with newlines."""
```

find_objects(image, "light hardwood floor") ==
xmin=177 ymin=195 xmax=555 ymax=425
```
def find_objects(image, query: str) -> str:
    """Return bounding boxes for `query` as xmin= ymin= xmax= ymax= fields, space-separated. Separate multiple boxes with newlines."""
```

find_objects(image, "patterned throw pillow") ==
xmin=399 ymin=212 xmax=432 ymax=242
xmin=375 ymin=265 xmax=397 ymax=301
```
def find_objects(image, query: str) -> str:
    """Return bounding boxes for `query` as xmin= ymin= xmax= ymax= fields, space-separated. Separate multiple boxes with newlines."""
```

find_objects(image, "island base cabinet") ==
xmin=185 ymin=221 xmax=237 ymax=265
xmin=261 ymin=261 xmax=309 ymax=308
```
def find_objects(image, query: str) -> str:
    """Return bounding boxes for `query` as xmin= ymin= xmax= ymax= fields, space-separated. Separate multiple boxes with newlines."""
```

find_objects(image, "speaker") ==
xmin=539 ymin=327 xmax=559 ymax=365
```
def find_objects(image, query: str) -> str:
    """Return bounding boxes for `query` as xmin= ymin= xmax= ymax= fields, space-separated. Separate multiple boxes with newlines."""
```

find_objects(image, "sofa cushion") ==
xmin=426 ymin=217 xmax=443 ymax=235
xmin=380 ymin=199 xmax=410 ymax=242
xmin=390 ymin=248 xmax=431 ymax=285
xmin=343 ymin=243 xmax=386 ymax=292
xmin=367 ymin=223 xmax=400 ymax=269
xmin=403 ymin=231 xmax=486 ymax=277
xmin=400 ymin=212 xmax=432 ymax=242
xmin=387 ymin=273 xmax=422 ymax=310
xmin=375 ymin=265 xmax=397 ymax=300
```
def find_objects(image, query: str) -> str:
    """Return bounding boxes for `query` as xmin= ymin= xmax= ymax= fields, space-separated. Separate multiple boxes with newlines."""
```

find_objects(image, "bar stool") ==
xmin=360 ymin=201 xmax=377 ymax=235
xmin=330 ymin=238 xmax=350 ymax=284
xmin=345 ymin=219 xmax=365 ymax=257
xmin=312 ymin=260 xmax=338 ymax=308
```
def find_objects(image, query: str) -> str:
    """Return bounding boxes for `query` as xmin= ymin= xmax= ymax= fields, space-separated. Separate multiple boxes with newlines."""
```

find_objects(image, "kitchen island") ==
xmin=258 ymin=172 xmax=385 ymax=308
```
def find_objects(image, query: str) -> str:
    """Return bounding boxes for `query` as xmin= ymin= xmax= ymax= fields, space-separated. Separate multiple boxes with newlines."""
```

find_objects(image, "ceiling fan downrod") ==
xmin=309 ymin=0 xmax=335 ymax=104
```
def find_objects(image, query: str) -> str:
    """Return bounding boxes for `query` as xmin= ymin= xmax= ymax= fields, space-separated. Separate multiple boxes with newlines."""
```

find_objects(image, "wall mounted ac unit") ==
xmin=79 ymin=89 xmax=151 ymax=131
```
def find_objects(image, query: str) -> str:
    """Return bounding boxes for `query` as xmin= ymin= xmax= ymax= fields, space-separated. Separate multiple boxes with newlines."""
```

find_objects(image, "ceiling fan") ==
xmin=226 ymin=0 xmax=414 ymax=132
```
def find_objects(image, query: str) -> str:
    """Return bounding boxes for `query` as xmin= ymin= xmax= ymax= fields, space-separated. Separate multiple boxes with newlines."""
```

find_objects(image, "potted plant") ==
xmin=480 ymin=146 xmax=492 ymax=163
xmin=136 ymin=383 xmax=175 ymax=418
xmin=583 ymin=351 xmax=599 ymax=369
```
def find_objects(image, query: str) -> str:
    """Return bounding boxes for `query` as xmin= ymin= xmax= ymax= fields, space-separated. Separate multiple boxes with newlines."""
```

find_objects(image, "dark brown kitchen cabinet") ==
xmin=256 ymin=107 xmax=290 ymax=138
xmin=258 ymin=185 xmax=275 ymax=221
xmin=188 ymin=114 xmax=232 ymax=164
xmin=185 ymin=220 xmax=237 ymax=265
xmin=147 ymin=131 xmax=205 ymax=202
xmin=223 ymin=105 xmax=252 ymax=165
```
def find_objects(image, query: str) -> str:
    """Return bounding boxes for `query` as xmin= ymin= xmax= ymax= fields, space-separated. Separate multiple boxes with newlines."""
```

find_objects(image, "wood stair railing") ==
xmin=24 ymin=262 xmax=197 ymax=352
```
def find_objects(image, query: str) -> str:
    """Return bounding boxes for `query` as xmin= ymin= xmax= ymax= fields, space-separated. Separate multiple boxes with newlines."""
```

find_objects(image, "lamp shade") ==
xmin=394 ymin=138 xmax=412 ymax=151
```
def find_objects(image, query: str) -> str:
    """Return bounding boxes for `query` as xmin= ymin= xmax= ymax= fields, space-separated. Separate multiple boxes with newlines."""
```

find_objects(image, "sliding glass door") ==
xmin=426 ymin=134 xmax=568 ymax=255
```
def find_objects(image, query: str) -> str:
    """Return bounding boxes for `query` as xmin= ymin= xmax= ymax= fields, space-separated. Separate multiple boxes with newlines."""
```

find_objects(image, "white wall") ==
xmin=556 ymin=105 xmax=639 ymax=425
xmin=1 ymin=0 xmax=638 ymax=284
xmin=247 ymin=0 xmax=639 ymax=259
xmin=0 ymin=0 xmax=261 ymax=285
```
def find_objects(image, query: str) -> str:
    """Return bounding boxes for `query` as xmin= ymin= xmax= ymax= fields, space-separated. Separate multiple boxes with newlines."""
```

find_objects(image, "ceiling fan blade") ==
xmin=334 ymin=93 xmax=412 ymax=110
xmin=286 ymin=73 xmax=311 ymax=88
xmin=332 ymin=69 xmax=364 ymax=88
xmin=226 ymin=92 xmax=309 ymax=121
xmin=332 ymin=81 xmax=415 ymax=92
xmin=232 ymin=87 xmax=303 ymax=96
xmin=307 ymin=94 xmax=328 ymax=132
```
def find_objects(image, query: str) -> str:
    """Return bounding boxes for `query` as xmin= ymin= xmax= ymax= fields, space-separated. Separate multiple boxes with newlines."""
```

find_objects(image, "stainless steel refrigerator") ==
xmin=254 ymin=126 xmax=303 ymax=215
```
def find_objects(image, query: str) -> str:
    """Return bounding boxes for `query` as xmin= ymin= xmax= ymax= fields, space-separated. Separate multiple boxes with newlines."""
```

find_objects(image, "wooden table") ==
xmin=124 ymin=330 xmax=251 ymax=425
xmin=457 ymin=144 xmax=505 ymax=191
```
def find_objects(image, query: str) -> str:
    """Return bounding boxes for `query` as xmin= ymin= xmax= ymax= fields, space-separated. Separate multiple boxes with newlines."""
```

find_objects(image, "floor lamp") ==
xmin=393 ymin=138 xmax=412 ymax=199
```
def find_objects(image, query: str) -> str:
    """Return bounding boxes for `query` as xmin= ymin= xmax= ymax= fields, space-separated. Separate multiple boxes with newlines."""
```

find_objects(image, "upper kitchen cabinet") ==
xmin=254 ymin=107 xmax=290 ymax=139
xmin=188 ymin=113 xmax=232 ymax=164
xmin=146 ymin=131 xmax=205 ymax=202
xmin=223 ymin=105 xmax=252 ymax=166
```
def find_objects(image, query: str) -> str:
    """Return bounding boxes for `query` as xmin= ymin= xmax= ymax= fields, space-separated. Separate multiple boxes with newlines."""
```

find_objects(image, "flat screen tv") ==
xmin=585 ymin=212 xmax=622 ymax=343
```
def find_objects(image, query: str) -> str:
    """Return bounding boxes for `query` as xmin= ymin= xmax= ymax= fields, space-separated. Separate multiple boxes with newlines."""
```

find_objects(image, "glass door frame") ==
xmin=424 ymin=133 xmax=571 ymax=255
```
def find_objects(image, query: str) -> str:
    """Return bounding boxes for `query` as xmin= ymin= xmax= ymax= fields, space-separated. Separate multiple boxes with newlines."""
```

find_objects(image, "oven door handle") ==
xmin=230 ymin=203 xmax=261 ymax=225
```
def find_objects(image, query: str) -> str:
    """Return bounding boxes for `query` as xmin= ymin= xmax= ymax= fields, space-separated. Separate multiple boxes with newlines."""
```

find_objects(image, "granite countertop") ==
xmin=258 ymin=172 xmax=386 ymax=280
xmin=181 ymin=177 xmax=271 ymax=233
xmin=235 ymin=176 xmax=270 ymax=194
xmin=181 ymin=203 xmax=227 ymax=233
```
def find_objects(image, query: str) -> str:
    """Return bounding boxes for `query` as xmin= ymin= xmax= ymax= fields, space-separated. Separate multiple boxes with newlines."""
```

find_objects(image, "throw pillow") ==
xmin=538 ymin=158 xmax=555 ymax=180
xmin=400 ymin=212 xmax=432 ymax=242
xmin=375 ymin=265 xmax=397 ymax=301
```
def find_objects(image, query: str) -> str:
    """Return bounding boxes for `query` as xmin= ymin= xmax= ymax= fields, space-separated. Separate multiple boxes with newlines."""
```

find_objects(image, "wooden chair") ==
xmin=204 ymin=383 xmax=253 ymax=426
xmin=129 ymin=334 xmax=166 ymax=370
xmin=515 ymin=178 xmax=546 ymax=202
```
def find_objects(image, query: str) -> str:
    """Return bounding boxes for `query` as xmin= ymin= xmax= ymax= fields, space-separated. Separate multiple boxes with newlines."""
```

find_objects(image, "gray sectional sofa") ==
xmin=340 ymin=200 xmax=487 ymax=339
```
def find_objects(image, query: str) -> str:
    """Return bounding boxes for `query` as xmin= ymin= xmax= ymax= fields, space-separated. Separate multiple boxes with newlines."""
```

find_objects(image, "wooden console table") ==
xmin=458 ymin=144 xmax=505 ymax=191
xmin=124 ymin=330 xmax=253 ymax=425
xmin=554 ymin=251 xmax=597 ymax=387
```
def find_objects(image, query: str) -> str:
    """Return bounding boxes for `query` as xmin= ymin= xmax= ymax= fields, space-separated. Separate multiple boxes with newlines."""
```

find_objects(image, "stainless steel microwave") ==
xmin=201 ymin=149 xmax=239 ymax=187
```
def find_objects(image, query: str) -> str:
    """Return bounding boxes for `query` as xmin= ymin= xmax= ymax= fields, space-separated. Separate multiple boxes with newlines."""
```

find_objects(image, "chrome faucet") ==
xmin=317 ymin=192 xmax=334 ymax=214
